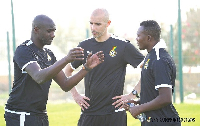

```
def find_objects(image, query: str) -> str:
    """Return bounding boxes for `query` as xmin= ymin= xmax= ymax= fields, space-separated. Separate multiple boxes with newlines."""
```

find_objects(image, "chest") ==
xmin=33 ymin=50 xmax=55 ymax=69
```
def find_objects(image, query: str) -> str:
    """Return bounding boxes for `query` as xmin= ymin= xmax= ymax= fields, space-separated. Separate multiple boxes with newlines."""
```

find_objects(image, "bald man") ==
xmin=4 ymin=15 xmax=104 ymax=126
xmin=65 ymin=8 xmax=144 ymax=126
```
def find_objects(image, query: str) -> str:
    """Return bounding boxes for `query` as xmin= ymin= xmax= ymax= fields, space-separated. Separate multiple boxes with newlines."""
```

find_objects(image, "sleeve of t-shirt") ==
xmin=14 ymin=45 xmax=37 ymax=73
xmin=70 ymin=44 xmax=84 ymax=69
xmin=124 ymin=42 xmax=144 ymax=68
xmin=152 ymin=59 xmax=173 ymax=90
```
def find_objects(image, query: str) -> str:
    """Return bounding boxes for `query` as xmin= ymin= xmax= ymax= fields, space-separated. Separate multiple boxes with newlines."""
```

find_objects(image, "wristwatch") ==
xmin=82 ymin=64 xmax=91 ymax=71
xmin=132 ymin=89 xmax=140 ymax=98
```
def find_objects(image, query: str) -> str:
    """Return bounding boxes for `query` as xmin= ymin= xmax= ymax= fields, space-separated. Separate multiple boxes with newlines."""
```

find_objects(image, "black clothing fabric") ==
xmin=78 ymin=111 xmax=127 ymax=126
xmin=71 ymin=35 xmax=144 ymax=116
xmin=140 ymin=47 xmax=181 ymax=126
xmin=5 ymin=40 xmax=57 ymax=114
xmin=4 ymin=111 xmax=49 ymax=126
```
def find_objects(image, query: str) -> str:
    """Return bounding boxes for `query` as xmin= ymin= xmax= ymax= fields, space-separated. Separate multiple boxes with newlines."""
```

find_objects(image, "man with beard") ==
xmin=65 ymin=8 xmax=144 ymax=126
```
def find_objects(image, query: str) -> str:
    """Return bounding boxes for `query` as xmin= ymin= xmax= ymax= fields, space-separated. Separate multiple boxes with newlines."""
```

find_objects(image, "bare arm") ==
xmin=25 ymin=47 xmax=84 ymax=84
xmin=64 ymin=63 xmax=79 ymax=96
xmin=54 ymin=51 xmax=104 ymax=92
xmin=65 ymin=63 xmax=90 ymax=110
xmin=53 ymin=68 xmax=88 ymax=92
xmin=112 ymin=78 xmax=141 ymax=108
xmin=129 ymin=87 xmax=172 ymax=117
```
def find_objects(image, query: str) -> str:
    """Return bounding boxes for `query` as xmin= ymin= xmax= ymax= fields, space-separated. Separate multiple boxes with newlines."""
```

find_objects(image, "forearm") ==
xmin=64 ymin=63 xmax=79 ymax=93
xmin=35 ymin=58 xmax=68 ymax=84
xmin=128 ymin=78 xmax=141 ymax=99
xmin=70 ymin=87 xmax=79 ymax=96
xmin=136 ymin=88 xmax=172 ymax=113
xmin=134 ymin=78 xmax=141 ymax=94
xmin=63 ymin=69 xmax=88 ymax=91
xmin=26 ymin=57 xmax=69 ymax=84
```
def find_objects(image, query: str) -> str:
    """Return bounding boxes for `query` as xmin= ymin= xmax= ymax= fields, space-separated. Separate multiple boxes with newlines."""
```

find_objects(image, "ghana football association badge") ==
xmin=47 ymin=53 xmax=51 ymax=61
xmin=144 ymin=59 xmax=150 ymax=69
xmin=109 ymin=46 xmax=117 ymax=57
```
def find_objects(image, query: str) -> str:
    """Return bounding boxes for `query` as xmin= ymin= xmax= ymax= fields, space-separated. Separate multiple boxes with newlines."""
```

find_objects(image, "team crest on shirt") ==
xmin=109 ymin=46 xmax=117 ymax=57
xmin=146 ymin=117 xmax=151 ymax=122
xmin=47 ymin=53 xmax=51 ymax=61
xmin=144 ymin=59 xmax=150 ymax=69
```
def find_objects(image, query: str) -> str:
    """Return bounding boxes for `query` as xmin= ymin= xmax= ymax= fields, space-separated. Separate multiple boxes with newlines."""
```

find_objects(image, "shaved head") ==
xmin=32 ymin=15 xmax=54 ymax=29
xmin=91 ymin=8 xmax=109 ymax=22
xmin=31 ymin=15 xmax=56 ymax=47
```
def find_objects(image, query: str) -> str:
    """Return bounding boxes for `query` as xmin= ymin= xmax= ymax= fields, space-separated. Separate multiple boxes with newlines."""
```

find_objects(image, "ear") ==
xmin=147 ymin=35 xmax=151 ymax=41
xmin=107 ymin=20 xmax=111 ymax=27
xmin=34 ymin=27 xmax=39 ymax=33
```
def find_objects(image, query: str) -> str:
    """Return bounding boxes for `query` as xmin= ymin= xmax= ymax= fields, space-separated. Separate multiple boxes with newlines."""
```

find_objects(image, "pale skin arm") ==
xmin=65 ymin=64 xmax=90 ymax=110
xmin=112 ymin=62 xmax=144 ymax=109
xmin=128 ymin=87 xmax=172 ymax=118
xmin=112 ymin=78 xmax=141 ymax=109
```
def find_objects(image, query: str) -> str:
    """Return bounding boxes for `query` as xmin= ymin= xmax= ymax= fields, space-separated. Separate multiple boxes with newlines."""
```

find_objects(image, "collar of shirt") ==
xmin=152 ymin=39 xmax=167 ymax=60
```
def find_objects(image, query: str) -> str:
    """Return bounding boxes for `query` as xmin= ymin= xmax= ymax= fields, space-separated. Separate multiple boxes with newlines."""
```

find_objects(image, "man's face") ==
xmin=136 ymin=26 xmax=149 ymax=50
xmin=89 ymin=14 xmax=108 ymax=38
xmin=37 ymin=22 xmax=56 ymax=46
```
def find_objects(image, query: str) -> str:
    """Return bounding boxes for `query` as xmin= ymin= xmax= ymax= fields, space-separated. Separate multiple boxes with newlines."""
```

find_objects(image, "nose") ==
xmin=90 ymin=24 xmax=95 ymax=31
xmin=51 ymin=31 xmax=55 ymax=38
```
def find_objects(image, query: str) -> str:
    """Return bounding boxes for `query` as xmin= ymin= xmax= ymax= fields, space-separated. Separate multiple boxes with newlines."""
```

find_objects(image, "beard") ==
xmin=41 ymin=38 xmax=53 ymax=45
xmin=92 ymin=27 xmax=107 ymax=38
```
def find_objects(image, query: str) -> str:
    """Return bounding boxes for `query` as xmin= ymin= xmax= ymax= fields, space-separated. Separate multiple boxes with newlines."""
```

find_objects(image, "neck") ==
xmin=95 ymin=33 xmax=111 ymax=42
xmin=147 ymin=41 xmax=158 ymax=53
xmin=30 ymin=36 xmax=44 ymax=49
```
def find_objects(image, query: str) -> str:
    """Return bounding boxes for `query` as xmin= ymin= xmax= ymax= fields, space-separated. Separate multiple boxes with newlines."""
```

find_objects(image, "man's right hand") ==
xmin=65 ymin=47 xmax=84 ymax=63
xmin=72 ymin=93 xmax=90 ymax=111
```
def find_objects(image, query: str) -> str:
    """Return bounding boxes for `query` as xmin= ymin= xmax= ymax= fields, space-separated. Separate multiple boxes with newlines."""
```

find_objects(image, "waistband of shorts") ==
xmin=5 ymin=108 xmax=47 ymax=116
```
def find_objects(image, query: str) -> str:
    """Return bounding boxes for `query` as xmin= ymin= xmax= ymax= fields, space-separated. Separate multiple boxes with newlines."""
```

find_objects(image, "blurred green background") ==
xmin=1 ymin=0 xmax=200 ymax=126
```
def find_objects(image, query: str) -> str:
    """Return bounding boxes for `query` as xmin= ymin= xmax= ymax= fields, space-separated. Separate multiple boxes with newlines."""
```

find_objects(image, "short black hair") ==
xmin=140 ymin=20 xmax=161 ymax=41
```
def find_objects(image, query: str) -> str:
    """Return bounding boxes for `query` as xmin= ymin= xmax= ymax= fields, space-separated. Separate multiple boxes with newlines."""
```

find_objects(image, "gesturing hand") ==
xmin=84 ymin=51 xmax=104 ymax=70
xmin=65 ymin=47 xmax=84 ymax=63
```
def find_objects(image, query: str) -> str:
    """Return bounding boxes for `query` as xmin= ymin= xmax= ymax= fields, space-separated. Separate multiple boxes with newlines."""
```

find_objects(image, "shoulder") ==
xmin=110 ymin=34 xmax=130 ymax=43
xmin=79 ymin=37 xmax=95 ymax=46
xmin=15 ymin=40 xmax=32 ymax=53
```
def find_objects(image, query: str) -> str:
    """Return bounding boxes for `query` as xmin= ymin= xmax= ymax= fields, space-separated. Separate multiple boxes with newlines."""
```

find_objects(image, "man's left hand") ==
xmin=85 ymin=51 xmax=104 ymax=70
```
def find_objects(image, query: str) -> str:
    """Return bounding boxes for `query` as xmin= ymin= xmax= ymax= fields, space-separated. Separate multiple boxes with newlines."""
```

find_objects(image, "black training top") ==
xmin=5 ymin=40 xmax=56 ymax=114
xmin=140 ymin=47 xmax=180 ymax=125
xmin=71 ymin=34 xmax=144 ymax=115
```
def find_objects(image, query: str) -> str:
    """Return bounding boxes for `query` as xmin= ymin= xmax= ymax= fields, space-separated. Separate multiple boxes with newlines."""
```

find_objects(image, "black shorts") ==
xmin=78 ymin=111 xmax=127 ymax=126
xmin=4 ymin=111 xmax=49 ymax=126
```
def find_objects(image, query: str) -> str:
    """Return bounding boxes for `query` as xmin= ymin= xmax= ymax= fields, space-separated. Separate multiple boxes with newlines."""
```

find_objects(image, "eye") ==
xmin=47 ymin=30 xmax=51 ymax=33
xmin=96 ymin=23 xmax=101 ymax=26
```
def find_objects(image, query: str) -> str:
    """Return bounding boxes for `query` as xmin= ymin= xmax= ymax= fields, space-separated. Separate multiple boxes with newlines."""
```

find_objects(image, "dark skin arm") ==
xmin=129 ymin=87 xmax=172 ymax=118
xmin=25 ymin=47 xmax=84 ymax=84
xmin=54 ymin=51 xmax=104 ymax=91
xmin=25 ymin=48 xmax=104 ymax=92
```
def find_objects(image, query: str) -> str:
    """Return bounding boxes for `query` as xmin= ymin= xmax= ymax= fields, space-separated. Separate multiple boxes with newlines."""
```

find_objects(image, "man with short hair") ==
xmin=65 ymin=8 xmax=144 ymax=126
xmin=4 ymin=14 xmax=104 ymax=126
xmin=124 ymin=20 xmax=181 ymax=126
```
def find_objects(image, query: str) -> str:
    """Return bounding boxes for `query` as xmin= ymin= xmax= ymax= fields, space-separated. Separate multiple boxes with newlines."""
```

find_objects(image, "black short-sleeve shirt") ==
xmin=6 ymin=40 xmax=57 ymax=114
xmin=71 ymin=35 xmax=144 ymax=115
xmin=140 ymin=48 xmax=180 ymax=125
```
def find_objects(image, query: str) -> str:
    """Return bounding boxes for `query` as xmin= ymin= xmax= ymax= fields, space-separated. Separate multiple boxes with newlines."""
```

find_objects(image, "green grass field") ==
xmin=0 ymin=103 xmax=199 ymax=126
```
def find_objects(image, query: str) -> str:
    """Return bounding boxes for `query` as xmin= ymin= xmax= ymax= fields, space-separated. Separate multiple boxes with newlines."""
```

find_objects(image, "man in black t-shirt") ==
xmin=123 ymin=20 xmax=181 ymax=126
xmin=4 ymin=15 xmax=104 ymax=126
xmin=65 ymin=8 xmax=144 ymax=126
